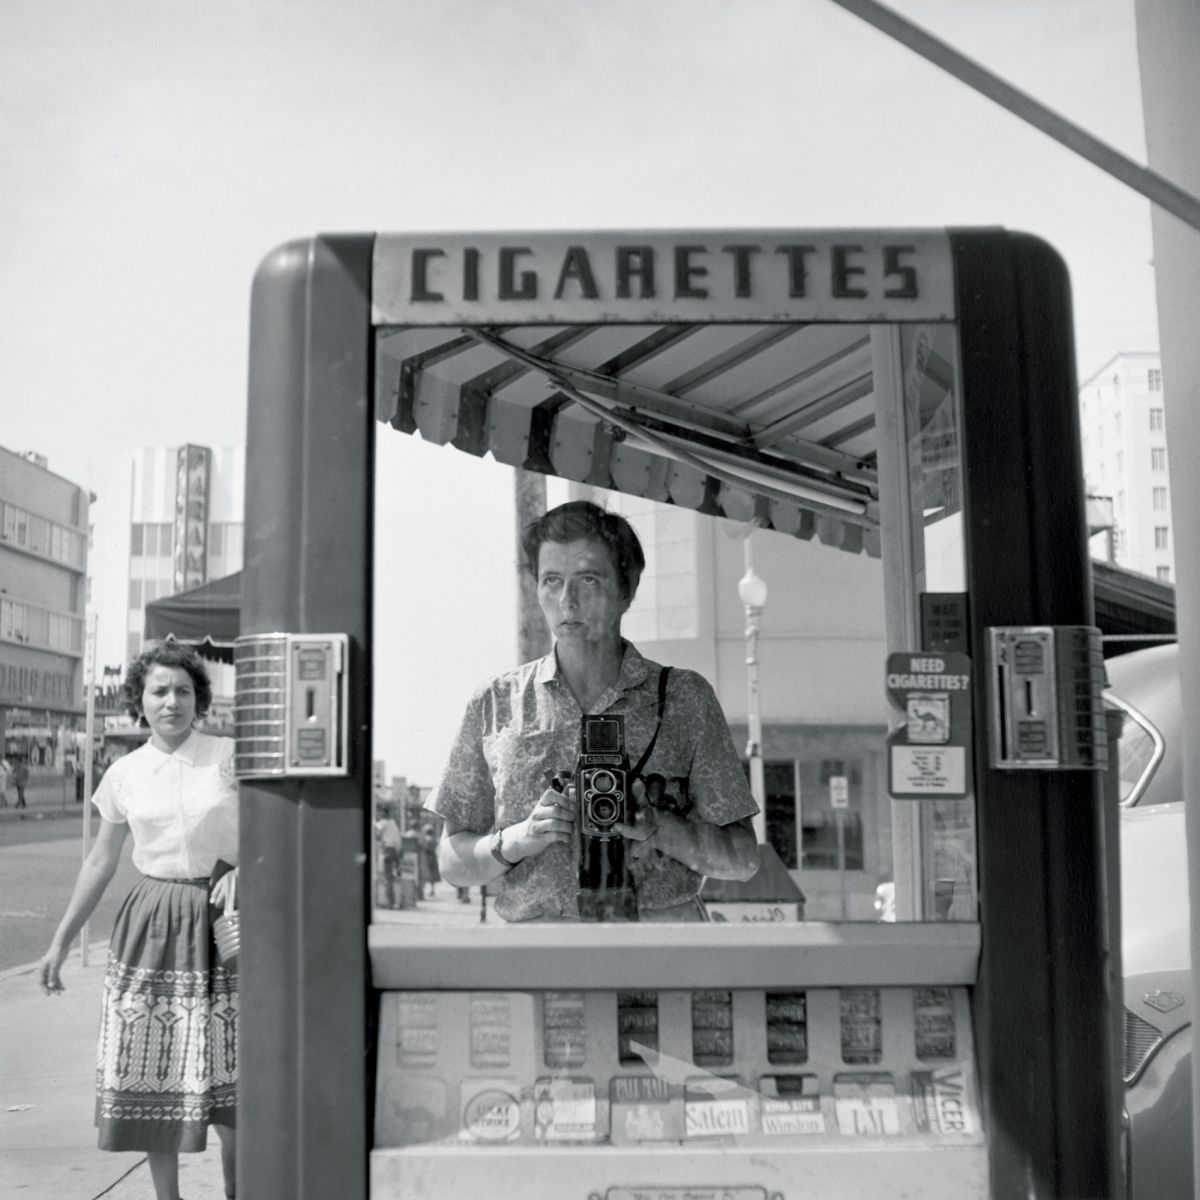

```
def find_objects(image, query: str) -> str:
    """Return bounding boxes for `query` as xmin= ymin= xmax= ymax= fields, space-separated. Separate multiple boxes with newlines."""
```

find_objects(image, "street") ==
xmin=0 ymin=812 xmax=142 ymax=972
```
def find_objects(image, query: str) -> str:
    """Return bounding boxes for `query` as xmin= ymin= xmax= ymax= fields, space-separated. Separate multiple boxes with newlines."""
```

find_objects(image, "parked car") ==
xmin=873 ymin=643 xmax=1192 ymax=1197
xmin=1107 ymin=643 xmax=1192 ymax=1200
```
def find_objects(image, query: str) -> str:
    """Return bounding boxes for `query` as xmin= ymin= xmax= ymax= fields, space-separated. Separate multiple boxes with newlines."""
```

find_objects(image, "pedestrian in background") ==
xmin=37 ymin=638 xmax=239 ymax=1200
xmin=11 ymin=758 xmax=29 ymax=816
xmin=420 ymin=823 xmax=441 ymax=898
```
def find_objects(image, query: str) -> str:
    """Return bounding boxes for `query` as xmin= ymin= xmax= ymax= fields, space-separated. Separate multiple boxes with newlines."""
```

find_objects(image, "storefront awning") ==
xmin=143 ymin=571 xmax=241 ymax=662
xmin=376 ymin=321 xmax=907 ymax=555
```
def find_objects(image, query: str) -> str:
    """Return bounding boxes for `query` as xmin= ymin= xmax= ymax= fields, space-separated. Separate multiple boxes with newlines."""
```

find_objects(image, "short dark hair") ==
xmin=521 ymin=500 xmax=645 ymax=601
xmin=124 ymin=638 xmax=213 ymax=726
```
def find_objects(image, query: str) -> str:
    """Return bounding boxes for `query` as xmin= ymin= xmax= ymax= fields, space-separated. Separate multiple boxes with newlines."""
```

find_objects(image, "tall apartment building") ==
xmin=126 ymin=444 xmax=245 ymax=664
xmin=1079 ymin=351 xmax=1173 ymax=582
xmin=0 ymin=446 xmax=90 ymax=770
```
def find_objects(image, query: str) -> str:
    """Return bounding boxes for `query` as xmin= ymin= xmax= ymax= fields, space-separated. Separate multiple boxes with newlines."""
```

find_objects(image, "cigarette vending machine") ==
xmin=234 ymin=228 xmax=1120 ymax=1200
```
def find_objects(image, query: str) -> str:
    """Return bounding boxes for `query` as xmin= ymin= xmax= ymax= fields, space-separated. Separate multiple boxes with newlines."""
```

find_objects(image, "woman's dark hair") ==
xmin=124 ymin=637 xmax=213 ymax=726
xmin=521 ymin=500 xmax=645 ymax=601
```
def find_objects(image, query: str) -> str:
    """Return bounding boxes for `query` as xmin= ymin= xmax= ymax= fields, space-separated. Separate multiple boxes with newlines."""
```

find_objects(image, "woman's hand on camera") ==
xmin=504 ymin=786 xmax=576 ymax=861
xmin=38 ymin=943 xmax=69 ymax=996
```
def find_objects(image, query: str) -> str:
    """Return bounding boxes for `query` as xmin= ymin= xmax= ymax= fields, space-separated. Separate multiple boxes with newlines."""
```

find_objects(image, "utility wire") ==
xmin=829 ymin=0 xmax=1200 ymax=236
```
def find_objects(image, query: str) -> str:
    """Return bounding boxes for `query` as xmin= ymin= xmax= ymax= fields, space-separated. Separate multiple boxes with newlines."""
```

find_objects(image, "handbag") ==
xmin=212 ymin=867 xmax=240 ymax=969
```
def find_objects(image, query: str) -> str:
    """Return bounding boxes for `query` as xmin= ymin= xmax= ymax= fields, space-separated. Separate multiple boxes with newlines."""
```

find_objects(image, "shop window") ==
xmin=764 ymin=760 xmax=798 ymax=869
xmin=799 ymin=759 xmax=864 ymax=871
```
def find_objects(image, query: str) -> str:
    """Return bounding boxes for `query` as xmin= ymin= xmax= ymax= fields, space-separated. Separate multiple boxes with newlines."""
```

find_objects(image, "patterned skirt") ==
xmin=96 ymin=875 xmax=237 ymax=1152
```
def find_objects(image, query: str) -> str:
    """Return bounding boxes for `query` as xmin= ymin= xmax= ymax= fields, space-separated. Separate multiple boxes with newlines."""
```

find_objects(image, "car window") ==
xmin=1104 ymin=695 xmax=1164 ymax=806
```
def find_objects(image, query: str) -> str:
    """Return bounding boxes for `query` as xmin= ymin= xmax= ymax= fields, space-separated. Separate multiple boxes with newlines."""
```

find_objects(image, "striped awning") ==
xmin=376 ymin=320 xmax=904 ymax=555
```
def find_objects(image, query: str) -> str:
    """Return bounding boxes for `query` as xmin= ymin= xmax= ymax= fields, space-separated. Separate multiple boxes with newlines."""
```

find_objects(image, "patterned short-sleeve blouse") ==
xmin=92 ymin=730 xmax=238 ymax=879
xmin=428 ymin=641 xmax=758 ymax=921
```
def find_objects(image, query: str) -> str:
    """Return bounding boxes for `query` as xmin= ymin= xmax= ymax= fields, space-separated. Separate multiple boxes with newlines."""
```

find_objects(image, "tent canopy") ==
xmin=143 ymin=571 xmax=241 ymax=662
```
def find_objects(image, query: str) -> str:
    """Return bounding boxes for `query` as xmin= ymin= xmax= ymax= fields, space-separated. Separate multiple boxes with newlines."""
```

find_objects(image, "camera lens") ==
xmin=590 ymin=795 xmax=618 ymax=824
xmin=591 ymin=770 xmax=616 ymax=793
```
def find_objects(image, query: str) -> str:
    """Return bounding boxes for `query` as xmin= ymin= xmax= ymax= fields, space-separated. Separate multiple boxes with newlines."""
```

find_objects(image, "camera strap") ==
xmin=631 ymin=666 xmax=672 ymax=779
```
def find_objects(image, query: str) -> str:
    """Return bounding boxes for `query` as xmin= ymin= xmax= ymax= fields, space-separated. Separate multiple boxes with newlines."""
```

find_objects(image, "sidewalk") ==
xmin=0 ymin=947 xmax=225 ymax=1200
xmin=0 ymin=778 xmax=89 ymax=822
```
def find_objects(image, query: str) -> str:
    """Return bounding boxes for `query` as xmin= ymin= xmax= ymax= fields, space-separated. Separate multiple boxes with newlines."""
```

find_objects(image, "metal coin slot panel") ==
xmin=987 ymin=626 xmax=1107 ymax=770
xmin=233 ymin=632 xmax=350 ymax=778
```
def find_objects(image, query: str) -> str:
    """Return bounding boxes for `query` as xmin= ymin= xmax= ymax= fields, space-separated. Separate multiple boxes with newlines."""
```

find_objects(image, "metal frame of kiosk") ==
xmin=235 ymin=229 xmax=1121 ymax=1200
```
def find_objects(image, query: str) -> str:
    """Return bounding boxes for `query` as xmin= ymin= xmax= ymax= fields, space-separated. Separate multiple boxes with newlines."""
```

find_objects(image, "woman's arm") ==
xmin=39 ymin=818 xmax=129 ymax=993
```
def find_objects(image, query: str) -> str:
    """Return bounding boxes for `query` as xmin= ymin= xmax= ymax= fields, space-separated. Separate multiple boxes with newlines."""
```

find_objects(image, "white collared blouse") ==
xmin=92 ymin=730 xmax=238 ymax=879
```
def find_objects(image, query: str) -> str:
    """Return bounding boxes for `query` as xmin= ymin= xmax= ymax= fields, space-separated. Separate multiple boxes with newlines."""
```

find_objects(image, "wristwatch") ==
xmin=490 ymin=827 xmax=518 ymax=870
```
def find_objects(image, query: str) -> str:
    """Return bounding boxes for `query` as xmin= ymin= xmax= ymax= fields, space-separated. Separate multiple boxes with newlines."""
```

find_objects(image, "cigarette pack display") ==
xmin=616 ymin=990 xmax=660 ymax=1063
xmin=684 ymin=1074 xmax=756 ymax=1141
xmin=839 ymin=987 xmax=883 ymax=1065
xmin=910 ymin=1063 xmax=978 ymax=1136
xmin=542 ymin=992 xmax=588 ymax=1069
xmin=913 ymin=987 xmax=957 ymax=1061
xmin=470 ymin=993 xmax=516 ymax=1070
xmin=608 ymin=1074 xmax=686 ymax=1144
xmin=833 ymin=1072 xmax=902 ymax=1136
xmin=692 ymin=990 xmax=734 ymax=1066
xmin=533 ymin=1076 xmax=601 ymax=1143
xmin=459 ymin=1078 xmax=527 ymax=1143
xmin=759 ymin=1075 xmax=827 ymax=1136
xmin=765 ymin=990 xmax=808 ymax=1065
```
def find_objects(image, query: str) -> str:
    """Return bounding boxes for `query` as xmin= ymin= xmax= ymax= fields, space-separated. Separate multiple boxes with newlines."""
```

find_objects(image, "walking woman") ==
xmin=37 ymin=639 xmax=238 ymax=1200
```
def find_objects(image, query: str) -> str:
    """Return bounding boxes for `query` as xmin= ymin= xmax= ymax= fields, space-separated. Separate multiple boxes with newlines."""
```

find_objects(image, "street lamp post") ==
xmin=738 ymin=539 xmax=769 ymax=845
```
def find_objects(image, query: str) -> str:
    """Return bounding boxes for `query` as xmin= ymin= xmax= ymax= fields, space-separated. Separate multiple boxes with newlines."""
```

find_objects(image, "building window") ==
xmin=1115 ymin=451 xmax=1123 ymax=475
xmin=129 ymin=579 xmax=143 ymax=609
xmin=130 ymin=524 xmax=144 ymax=555
xmin=799 ymin=758 xmax=864 ymax=871
xmin=1149 ymin=407 xmax=1164 ymax=431
xmin=1153 ymin=487 xmax=1168 ymax=511
xmin=1157 ymin=566 xmax=1171 ymax=582
xmin=1148 ymin=368 xmax=1162 ymax=392
xmin=1151 ymin=447 xmax=1167 ymax=472
xmin=1154 ymin=527 xmax=1169 ymax=550
xmin=208 ymin=523 xmax=224 ymax=557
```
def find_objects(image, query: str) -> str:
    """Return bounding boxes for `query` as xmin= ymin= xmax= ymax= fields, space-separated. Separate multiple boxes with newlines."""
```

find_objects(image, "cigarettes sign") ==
xmin=372 ymin=229 xmax=955 ymax=325
xmin=886 ymin=652 xmax=972 ymax=799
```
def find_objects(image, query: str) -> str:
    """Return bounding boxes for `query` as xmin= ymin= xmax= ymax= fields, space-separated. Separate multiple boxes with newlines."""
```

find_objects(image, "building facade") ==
xmin=1079 ymin=351 xmax=1173 ymax=582
xmin=125 ymin=444 xmax=245 ymax=665
xmin=0 ymin=446 xmax=90 ymax=774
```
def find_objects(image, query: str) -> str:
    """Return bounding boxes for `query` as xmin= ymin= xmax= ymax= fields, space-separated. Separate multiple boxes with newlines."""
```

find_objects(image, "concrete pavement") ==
xmin=0 ymin=945 xmax=226 ymax=1200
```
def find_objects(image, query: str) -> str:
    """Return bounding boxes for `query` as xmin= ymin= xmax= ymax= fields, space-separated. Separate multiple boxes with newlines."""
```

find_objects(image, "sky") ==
xmin=1 ymin=0 xmax=1160 ymax=783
